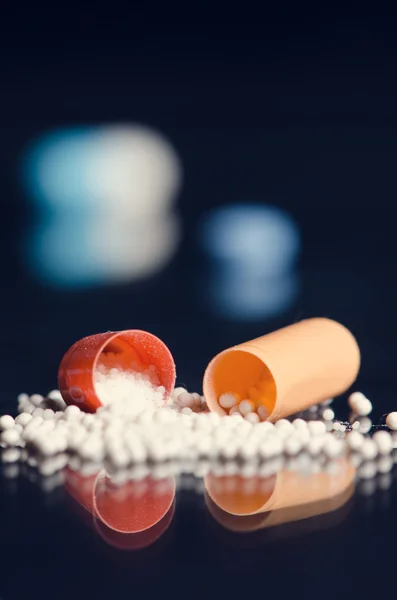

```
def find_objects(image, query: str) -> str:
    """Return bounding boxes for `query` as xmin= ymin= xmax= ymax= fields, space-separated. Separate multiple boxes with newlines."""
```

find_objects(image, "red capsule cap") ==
xmin=58 ymin=330 xmax=176 ymax=412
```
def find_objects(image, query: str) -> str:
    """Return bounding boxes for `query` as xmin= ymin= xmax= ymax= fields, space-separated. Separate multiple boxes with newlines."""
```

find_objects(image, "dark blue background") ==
xmin=0 ymin=7 xmax=396 ymax=598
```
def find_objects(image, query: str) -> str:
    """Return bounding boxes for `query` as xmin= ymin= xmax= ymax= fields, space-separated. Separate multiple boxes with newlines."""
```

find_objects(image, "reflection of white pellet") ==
xmin=373 ymin=430 xmax=393 ymax=455
xmin=378 ymin=455 xmax=393 ymax=474
xmin=347 ymin=431 xmax=364 ymax=450
xmin=361 ymin=439 xmax=378 ymax=461
xmin=1 ymin=428 xmax=21 ymax=446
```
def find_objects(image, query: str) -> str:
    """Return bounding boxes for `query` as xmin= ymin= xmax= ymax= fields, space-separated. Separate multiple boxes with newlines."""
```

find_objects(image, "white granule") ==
xmin=94 ymin=365 xmax=166 ymax=410
xmin=0 ymin=386 xmax=392 ymax=486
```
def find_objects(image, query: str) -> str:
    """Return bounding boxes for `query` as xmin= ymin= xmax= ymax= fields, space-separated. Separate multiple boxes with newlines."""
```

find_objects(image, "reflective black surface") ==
xmin=1 ymin=8 xmax=397 ymax=600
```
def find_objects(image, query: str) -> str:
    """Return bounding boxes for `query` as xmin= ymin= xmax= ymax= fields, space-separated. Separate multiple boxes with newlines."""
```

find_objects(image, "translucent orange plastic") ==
xmin=204 ymin=458 xmax=355 ymax=531
xmin=58 ymin=330 xmax=176 ymax=412
xmin=203 ymin=317 xmax=360 ymax=421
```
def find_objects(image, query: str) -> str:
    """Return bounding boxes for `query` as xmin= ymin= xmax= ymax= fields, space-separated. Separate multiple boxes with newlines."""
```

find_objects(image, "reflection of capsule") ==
xmin=198 ymin=204 xmax=301 ymax=322
xmin=204 ymin=458 xmax=355 ymax=533
xmin=64 ymin=468 xmax=176 ymax=550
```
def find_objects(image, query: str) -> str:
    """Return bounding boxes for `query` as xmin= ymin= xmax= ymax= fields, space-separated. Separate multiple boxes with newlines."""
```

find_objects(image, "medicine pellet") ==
xmin=0 ymin=384 xmax=394 ymax=487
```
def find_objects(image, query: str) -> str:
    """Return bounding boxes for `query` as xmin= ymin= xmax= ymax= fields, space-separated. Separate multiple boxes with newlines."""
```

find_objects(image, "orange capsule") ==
xmin=203 ymin=318 xmax=360 ymax=421
xmin=58 ymin=330 xmax=176 ymax=412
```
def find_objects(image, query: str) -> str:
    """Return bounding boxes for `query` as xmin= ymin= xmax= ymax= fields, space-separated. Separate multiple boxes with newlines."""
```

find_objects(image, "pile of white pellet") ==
xmin=1 ymin=379 xmax=397 ymax=482
xmin=219 ymin=390 xmax=271 ymax=422
xmin=94 ymin=365 xmax=166 ymax=408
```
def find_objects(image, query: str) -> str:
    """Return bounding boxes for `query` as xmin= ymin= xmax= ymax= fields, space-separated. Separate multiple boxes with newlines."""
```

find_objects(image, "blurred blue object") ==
xmin=21 ymin=124 xmax=182 ymax=218
xmin=199 ymin=204 xmax=300 ymax=277
xmin=22 ymin=127 xmax=97 ymax=214
xmin=205 ymin=269 xmax=299 ymax=320
xmin=23 ymin=213 xmax=181 ymax=288
xmin=20 ymin=123 xmax=183 ymax=287
xmin=198 ymin=203 xmax=301 ymax=320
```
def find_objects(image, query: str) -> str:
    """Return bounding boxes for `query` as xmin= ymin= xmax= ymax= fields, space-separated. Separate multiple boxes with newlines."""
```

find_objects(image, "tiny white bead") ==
xmin=181 ymin=407 xmax=193 ymax=415
xmin=0 ymin=415 xmax=15 ymax=430
xmin=386 ymin=412 xmax=397 ymax=431
xmin=349 ymin=452 xmax=363 ymax=468
xmin=348 ymin=392 xmax=372 ymax=416
xmin=308 ymin=421 xmax=327 ymax=437
xmin=361 ymin=438 xmax=378 ymax=460
xmin=292 ymin=418 xmax=307 ymax=430
xmin=307 ymin=436 xmax=325 ymax=456
xmin=219 ymin=393 xmax=238 ymax=409
xmin=357 ymin=460 xmax=377 ymax=480
xmin=240 ymin=440 xmax=258 ymax=460
xmin=378 ymin=455 xmax=393 ymax=474
xmin=32 ymin=408 xmax=44 ymax=418
xmin=348 ymin=391 xmax=366 ymax=411
xmin=245 ymin=412 xmax=260 ymax=424
xmin=1 ymin=428 xmax=21 ymax=446
xmin=2 ymin=448 xmax=21 ymax=463
xmin=30 ymin=394 xmax=44 ymax=407
xmin=373 ymin=430 xmax=393 ymax=455
xmin=47 ymin=390 xmax=63 ymax=401
xmin=229 ymin=405 xmax=243 ymax=417
xmin=64 ymin=405 xmax=81 ymax=421
xmin=284 ymin=435 xmax=302 ymax=456
xmin=275 ymin=419 xmax=293 ymax=431
xmin=322 ymin=408 xmax=335 ymax=421
xmin=257 ymin=405 xmax=270 ymax=421
xmin=323 ymin=436 xmax=344 ymax=458
xmin=43 ymin=409 xmax=55 ymax=420
xmin=207 ymin=413 xmax=221 ymax=426
xmin=239 ymin=400 xmax=255 ymax=416
xmin=171 ymin=386 xmax=186 ymax=399
xmin=15 ymin=413 xmax=33 ymax=427
xmin=357 ymin=417 xmax=372 ymax=434
xmin=347 ymin=431 xmax=364 ymax=451
xmin=79 ymin=437 xmax=105 ymax=461
xmin=176 ymin=392 xmax=195 ymax=409
xmin=357 ymin=398 xmax=372 ymax=417
xmin=259 ymin=437 xmax=283 ymax=458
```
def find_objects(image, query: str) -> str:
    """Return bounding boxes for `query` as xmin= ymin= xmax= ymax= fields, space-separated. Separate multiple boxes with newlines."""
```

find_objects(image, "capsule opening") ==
xmin=92 ymin=331 xmax=176 ymax=405
xmin=96 ymin=335 xmax=146 ymax=376
xmin=203 ymin=349 xmax=277 ymax=418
